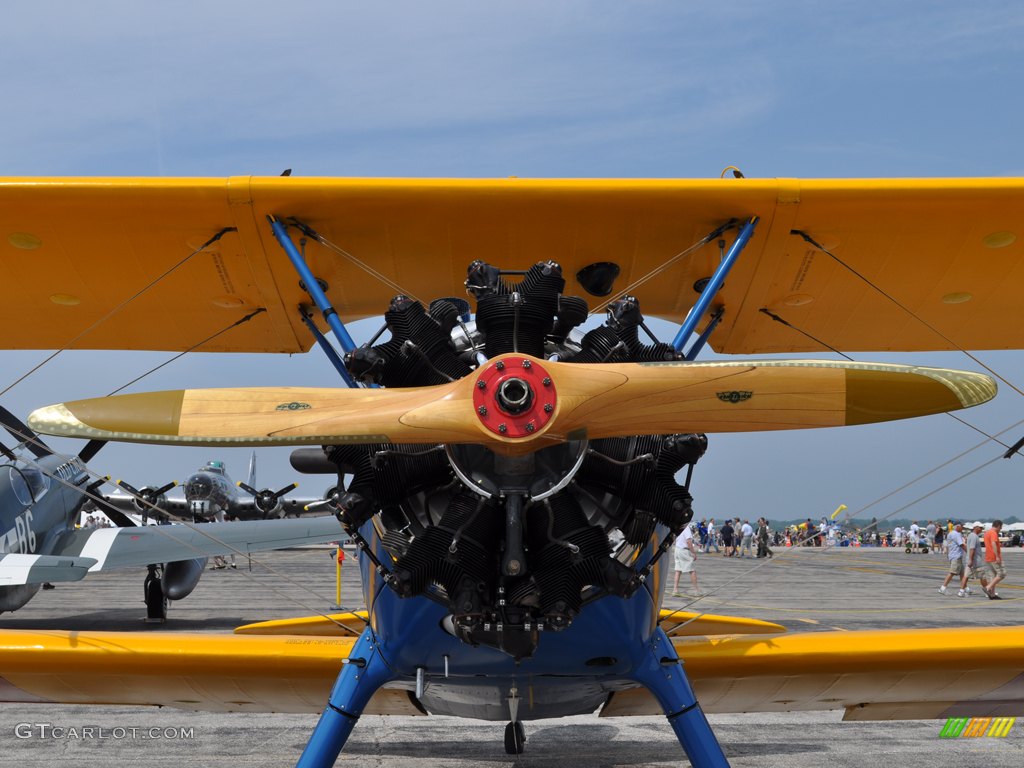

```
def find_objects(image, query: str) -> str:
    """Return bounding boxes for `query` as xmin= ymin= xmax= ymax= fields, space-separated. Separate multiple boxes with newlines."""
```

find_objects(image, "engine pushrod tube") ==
xmin=671 ymin=217 xmax=759 ymax=353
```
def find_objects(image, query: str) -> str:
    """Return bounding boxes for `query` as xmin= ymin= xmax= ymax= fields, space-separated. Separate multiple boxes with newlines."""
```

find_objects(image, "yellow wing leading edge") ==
xmin=2 ymin=176 xmax=1023 ymax=354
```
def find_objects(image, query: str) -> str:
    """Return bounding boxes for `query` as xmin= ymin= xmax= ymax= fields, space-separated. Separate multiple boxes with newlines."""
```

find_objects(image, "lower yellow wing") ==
xmin=0 ymin=629 xmax=419 ymax=715
xmin=603 ymin=625 xmax=1024 ymax=720
xmin=1 ymin=625 xmax=1021 ymax=719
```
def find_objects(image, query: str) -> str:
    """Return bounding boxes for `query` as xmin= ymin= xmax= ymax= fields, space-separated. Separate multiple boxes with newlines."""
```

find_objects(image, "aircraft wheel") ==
xmin=144 ymin=567 xmax=168 ymax=622
xmin=504 ymin=721 xmax=526 ymax=755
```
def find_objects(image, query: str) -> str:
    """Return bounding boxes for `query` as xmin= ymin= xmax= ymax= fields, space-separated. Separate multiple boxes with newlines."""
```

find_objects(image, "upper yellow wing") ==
xmin=2 ymin=177 xmax=1022 ymax=354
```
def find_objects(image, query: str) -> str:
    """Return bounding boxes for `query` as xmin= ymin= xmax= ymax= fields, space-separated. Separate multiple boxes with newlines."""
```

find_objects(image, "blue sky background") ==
xmin=2 ymin=1 xmax=1023 ymax=524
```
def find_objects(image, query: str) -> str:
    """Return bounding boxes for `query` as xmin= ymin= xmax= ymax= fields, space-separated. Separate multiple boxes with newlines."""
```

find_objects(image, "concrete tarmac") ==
xmin=1 ymin=543 xmax=1022 ymax=766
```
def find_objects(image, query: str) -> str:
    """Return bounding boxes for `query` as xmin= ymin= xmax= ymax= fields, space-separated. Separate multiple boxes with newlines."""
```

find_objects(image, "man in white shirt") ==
xmin=961 ymin=522 xmax=989 ymax=597
xmin=672 ymin=524 xmax=700 ymax=596
xmin=704 ymin=518 xmax=719 ymax=553
xmin=939 ymin=523 xmax=966 ymax=596
xmin=739 ymin=520 xmax=754 ymax=557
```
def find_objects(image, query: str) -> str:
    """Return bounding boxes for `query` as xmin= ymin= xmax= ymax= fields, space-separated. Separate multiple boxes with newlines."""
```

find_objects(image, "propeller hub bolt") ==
xmin=478 ymin=405 xmax=488 ymax=415
xmin=521 ymin=359 xmax=531 ymax=368
xmin=525 ymin=422 xmax=535 ymax=433
xmin=495 ymin=361 xmax=505 ymax=370
xmin=499 ymin=423 xmax=508 ymax=434
xmin=542 ymin=377 xmax=551 ymax=387
xmin=544 ymin=403 xmax=553 ymax=413
xmin=477 ymin=380 xmax=486 ymax=390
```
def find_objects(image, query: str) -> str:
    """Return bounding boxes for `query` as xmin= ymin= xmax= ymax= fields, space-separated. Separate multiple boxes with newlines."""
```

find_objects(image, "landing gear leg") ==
xmin=630 ymin=628 xmax=729 ymax=767
xmin=296 ymin=628 xmax=394 ymax=768
xmin=504 ymin=720 xmax=526 ymax=755
xmin=144 ymin=564 xmax=167 ymax=623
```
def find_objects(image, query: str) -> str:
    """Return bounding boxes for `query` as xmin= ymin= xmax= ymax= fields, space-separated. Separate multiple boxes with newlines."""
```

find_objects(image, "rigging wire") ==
xmin=106 ymin=308 xmax=266 ymax=396
xmin=759 ymin=307 xmax=1013 ymax=451
xmin=0 ymin=420 xmax=368 ymax=633
xmin=849 ymin=417 xmax=1024 ymax=519
xmin=589 ymin=221 xmax=738 ymax=316
xmin=0 ymin=227 xmax=237 ymax=399
xmin=792 ymin=229 xmax=1024 ymax=399
xmin=0 ymin=222 xmax=369 ymax=630
xmin=288 ymin=218 xmax=423 ymax=305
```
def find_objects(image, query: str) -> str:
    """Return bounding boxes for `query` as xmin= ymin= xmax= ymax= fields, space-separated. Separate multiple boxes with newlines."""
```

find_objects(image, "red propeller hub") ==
xmin=472 ymin=356 xmax=557 ymax=439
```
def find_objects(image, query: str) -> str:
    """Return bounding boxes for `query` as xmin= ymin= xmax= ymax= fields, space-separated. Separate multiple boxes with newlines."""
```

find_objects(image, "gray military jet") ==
xmin=0 ymin=408 xmax=342 ymax=620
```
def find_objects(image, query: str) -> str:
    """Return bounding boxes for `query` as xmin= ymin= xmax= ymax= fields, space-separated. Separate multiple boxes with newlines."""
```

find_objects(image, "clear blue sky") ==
xmin=1 ymin=1 xmax=1023 ymax=523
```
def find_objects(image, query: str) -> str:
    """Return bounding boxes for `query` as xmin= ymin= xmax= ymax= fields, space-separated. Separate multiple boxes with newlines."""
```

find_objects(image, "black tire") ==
xmin=144 ymin=570 xmax=168 ymax=621
xmin=504 ymin=721 xmax=525 ymax=755
xmin=905 ymin=547 xmax=912 ymax=554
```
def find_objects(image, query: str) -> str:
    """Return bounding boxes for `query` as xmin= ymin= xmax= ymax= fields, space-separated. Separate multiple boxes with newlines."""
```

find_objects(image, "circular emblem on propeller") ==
xmin=472 ymin=356 xmax=556 ymax=438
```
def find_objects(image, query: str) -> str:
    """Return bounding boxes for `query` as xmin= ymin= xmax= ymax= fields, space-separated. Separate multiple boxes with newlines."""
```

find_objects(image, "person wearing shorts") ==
xmin=961 ymin=522 xmax=988 ymax=596
xmin=939 ymin=522 xmax=965 ymax=595
xmin=984 ymin=520 xmax=1006 ymax=599
xmin=720 ymin=520 xmax=735 ymax=556
xmin=672 ymin=524 xmax=700 ymax=596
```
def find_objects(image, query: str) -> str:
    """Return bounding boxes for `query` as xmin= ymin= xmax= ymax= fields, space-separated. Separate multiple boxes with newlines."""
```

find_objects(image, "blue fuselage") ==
xmin=358 ymin=519 xmax=666 ymax=721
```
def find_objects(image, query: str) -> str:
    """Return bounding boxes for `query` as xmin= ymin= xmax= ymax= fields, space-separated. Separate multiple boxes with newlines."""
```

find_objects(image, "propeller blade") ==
xmin=116 ymin=479 xmax=142 ymax=496
xmin=274 ymin=482 xmax=299 ymax=499
xmin=28 ymin=356 xmax=996 ymax=455
xmin=237 ymin=482 xmax=259 ymax=497
xmin=546 ymin=357 xmax=998 ymax=441
xmin=154 ymin=481 xmax=177 ymax=496
xmin=85 ymin=479 xmax=137 ymax=528
xmin=77 ymin=439 xmax=106 ymax=463
xmin=0 ymin=405 xmax=51 ymax=458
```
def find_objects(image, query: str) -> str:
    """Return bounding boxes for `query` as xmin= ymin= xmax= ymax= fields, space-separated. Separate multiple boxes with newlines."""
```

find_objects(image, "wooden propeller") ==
xmin=28 ymin=356 xmax=996 ymax=455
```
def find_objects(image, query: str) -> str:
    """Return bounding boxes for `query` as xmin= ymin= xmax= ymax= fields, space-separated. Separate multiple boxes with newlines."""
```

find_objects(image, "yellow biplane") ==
xmin=1 ymin=176 xmax=1023 ymax=767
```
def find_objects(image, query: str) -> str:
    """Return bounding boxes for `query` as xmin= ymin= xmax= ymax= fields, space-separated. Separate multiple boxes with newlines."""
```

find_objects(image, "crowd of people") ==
xmin=671 ymin=516 xmax=1012 ymax=600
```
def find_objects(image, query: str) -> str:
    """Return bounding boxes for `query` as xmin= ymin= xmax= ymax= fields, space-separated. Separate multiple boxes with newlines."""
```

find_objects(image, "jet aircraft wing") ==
xmin=0 ymin=553 xmax=97 ymax=586
xmin=1 ymin=177 xmax=1023 ymax=355
xmin=48 ymin=516 xmax=342 ymax=573
xmin=0 ymin=624 xmax=1020 ymax=720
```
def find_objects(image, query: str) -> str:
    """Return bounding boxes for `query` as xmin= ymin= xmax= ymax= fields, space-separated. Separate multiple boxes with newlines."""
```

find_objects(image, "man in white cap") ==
xmin=960 ymin=522 xmax=988 ymax=596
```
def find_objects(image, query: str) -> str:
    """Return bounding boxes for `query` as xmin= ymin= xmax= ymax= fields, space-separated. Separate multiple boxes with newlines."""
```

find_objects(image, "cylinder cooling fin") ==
xmin=326 ymin=260 xmax=705 ymax=660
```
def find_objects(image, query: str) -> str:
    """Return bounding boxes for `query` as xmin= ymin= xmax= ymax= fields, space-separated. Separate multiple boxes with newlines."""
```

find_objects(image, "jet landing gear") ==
xmin=504 ymin=720 xmax=526 ymax=755
xmin=143 ymin=564 xmax=168 ymax=623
